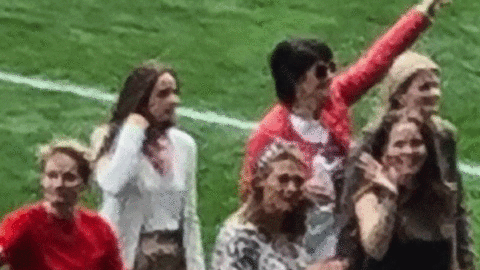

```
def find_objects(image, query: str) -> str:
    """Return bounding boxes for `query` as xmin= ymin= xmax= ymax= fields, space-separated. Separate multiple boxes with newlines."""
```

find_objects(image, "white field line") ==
xmin=0 ymin=72 xmax=257 ymax=130
xmin=1 ymin=71 xmax=479 ymax=180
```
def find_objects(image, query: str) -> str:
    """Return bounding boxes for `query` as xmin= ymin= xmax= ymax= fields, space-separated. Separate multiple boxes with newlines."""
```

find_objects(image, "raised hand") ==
xmin=125 ymin=113 xmax=149 ymax=129
xmin=358 ymin=152 xmax=398 ymax=194
xmin=417 ymin=0 xmax=451 ymax=17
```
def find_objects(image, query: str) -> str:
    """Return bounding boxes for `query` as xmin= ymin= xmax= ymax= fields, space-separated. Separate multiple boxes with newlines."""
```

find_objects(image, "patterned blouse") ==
xmin=211 ymin=221 xmax=313 ymax=270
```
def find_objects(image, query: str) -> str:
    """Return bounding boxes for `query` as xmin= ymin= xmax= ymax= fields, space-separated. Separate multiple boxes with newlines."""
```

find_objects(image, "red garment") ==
xmin=0 ymin=203 xmax=124 ymax=270
xmin=240 ymin=9 xmax=430 ymax=199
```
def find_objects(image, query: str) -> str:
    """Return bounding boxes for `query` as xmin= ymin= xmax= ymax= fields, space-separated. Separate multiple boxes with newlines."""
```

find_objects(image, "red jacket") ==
xmin=240 ymin=9 xmax=430 ymax=200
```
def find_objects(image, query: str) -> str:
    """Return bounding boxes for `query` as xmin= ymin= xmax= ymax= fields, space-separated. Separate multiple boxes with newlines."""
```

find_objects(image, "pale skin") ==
xmin=357 ymin=122 xmax=427 ymax=190
xmin=127 ymin=72 xmax=180 ymax=173
xmin=354 ymin=121 xmax=428 ymax=260
xmin=260 ymin=159 xmax=305 ymax=213
xmin=305 ymin=258 xmax=350 ymax=270
xmin=41 ymin=152 xmax=86 ymax=219
xmin=292 ymin=60 xmax=334 ymax=121
xmin=382 ymin=121 xmax=427 ymax=187
xmin=244 ymin=156 xmax=349 ymax=270
xmin=0 ymin=151 xmax=86 ymax=266
xmin=245 ymin=158 xmax=306 ymax=236
xmin=397 ymin=69 xmax=441 ymax=122
xmin=146 ymin=72 xmax=180 ymax=127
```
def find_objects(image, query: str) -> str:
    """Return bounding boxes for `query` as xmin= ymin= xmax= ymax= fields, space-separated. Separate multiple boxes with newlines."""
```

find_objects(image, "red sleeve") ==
xmin=0 ymin=209 xmax=32 ymax=263
xmin=332 ymin=9 xmax=430 ymax=106
xmin=99 ymin=218 xmax=125 ymax=270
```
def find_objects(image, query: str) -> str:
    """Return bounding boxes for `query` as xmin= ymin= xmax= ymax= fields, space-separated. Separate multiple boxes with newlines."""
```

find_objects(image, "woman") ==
xmin=212 ymin=142 xmax=348 ymax=270
xmin=240 ymin=0 xmax=450 ymax=259
xmin=337 ymin=115 xmax=474 ymax=270
xmin=357 ymin=50 xmax=475 ymax=269
xmin=91 ymin=62 xmax=205 ymax=270
xmin=0 ymin=139 xmax=124 ymax=270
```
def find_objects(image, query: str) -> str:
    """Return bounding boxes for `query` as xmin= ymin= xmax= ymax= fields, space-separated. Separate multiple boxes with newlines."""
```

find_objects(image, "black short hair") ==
xmin=269 ymin=39 xmax=333 ymax=104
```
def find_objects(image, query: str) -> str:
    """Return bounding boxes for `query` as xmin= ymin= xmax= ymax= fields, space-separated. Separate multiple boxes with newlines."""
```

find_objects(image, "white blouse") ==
xmin=91 ymin=124 xmax=205 ymax=270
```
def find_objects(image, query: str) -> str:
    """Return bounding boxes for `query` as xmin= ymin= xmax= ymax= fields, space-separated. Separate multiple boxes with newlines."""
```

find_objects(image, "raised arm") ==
xmin=333 ymin=0 xmax=447 ymax=105
xmin=93 ymin=114 xmax=149 ymax=196
xmin=182 ymin=138 xmax=206 ymax=270
xmin=353 ymin=153 xmax=398 ymax=260
xmin=354 ymin=187 xmax=397 ymax=260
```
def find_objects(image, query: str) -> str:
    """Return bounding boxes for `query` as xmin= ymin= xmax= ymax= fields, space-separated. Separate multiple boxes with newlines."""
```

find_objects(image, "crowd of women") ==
xmin=0 ymin=0 xmax=476 ymax=269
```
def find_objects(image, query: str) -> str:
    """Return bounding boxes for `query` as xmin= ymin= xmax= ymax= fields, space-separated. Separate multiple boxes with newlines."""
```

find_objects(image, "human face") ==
xmin=294 ymin=61 xmax=335 ymax=119
xmin=42 ymin=152 xmax=84 ymax=208
xmin=261 ymin=158 xmax=306 ymax=214
xmin=147 ymin=72 xmax=180 ymax=126
xmin=400 ymin=69 xmax=441 ymax=119
xmin=382 ymin=122 xmax=427 ymax=186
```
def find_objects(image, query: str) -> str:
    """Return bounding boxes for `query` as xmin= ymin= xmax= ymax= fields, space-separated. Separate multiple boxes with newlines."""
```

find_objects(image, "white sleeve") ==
xmin=182 ymin=140 xmax=206 ymax=270
xmin=94 ymin=124 xmax=146 ymax=195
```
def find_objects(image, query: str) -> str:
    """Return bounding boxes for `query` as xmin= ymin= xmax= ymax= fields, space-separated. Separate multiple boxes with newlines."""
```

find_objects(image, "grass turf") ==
xmin=0 ymin=0 xmax=479 ymax=266
xmin=1 ymin=79 xmax=479 ymax=265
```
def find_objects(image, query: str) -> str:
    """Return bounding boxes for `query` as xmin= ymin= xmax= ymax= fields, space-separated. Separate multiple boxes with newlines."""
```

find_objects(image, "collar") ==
xmin=289 ymin=113 xmax=329 ymax=144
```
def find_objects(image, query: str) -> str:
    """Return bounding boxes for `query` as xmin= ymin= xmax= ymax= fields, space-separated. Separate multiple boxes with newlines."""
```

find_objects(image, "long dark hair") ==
xmin=340 ymin=117 xmax=438 ymax=214
xmin=336 ymin=116 xmax=452 ymax=267
xmin=94 ymin=61 xmax=178 ymax=162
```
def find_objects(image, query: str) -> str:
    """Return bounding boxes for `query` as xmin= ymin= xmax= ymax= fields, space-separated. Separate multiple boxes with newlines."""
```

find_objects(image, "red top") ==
xmin=240 ymin=9 xmax=430 ymax=199
xmin=0 ymin=203 xmax=125 ymax=270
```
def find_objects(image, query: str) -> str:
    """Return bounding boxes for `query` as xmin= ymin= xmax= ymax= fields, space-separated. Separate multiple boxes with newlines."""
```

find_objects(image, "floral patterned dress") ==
xmin=211 ymin=222 xmax=313 ymax=270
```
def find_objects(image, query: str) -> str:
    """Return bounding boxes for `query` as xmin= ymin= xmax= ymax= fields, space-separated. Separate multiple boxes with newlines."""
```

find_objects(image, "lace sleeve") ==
xmin=211 ymin=226 xmax=262 ymax=270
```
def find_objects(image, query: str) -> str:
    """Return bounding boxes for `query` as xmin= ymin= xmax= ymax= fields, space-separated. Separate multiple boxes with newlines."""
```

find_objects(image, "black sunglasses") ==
xmin=314 ymin=61 xmax=336 ymax=79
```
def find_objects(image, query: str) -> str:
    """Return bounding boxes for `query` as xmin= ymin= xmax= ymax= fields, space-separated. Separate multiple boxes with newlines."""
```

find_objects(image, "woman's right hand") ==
xmin=358 ymin=152 xmax=398 ymax=195
xmin=416 ymin=0 xmax=451 ymax=17
xmin=125 ymin=113 xmax=149 ymax=129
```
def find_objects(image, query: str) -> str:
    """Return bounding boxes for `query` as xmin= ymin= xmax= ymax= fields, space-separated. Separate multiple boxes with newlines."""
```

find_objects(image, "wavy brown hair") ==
xmin=94 ymin=61 xmax=179 ymax=162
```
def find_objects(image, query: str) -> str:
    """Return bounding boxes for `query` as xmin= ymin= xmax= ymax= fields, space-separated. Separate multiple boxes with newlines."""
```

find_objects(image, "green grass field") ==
xmin=0 ymin=0 xmax=479 ymax=266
